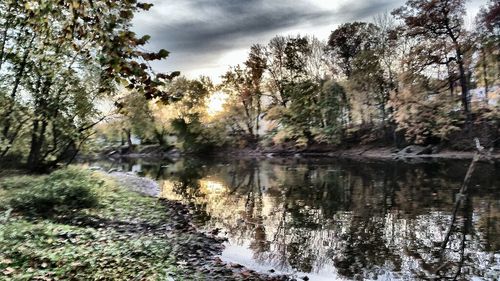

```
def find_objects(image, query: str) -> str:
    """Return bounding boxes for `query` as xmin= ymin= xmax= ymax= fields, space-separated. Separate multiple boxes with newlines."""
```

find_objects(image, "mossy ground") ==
xmin=0 ymin=169 xmax=222 ymax=280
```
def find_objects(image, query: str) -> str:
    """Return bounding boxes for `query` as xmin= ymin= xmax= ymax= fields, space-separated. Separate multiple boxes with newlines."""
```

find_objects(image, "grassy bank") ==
xmin=0 ymin=168 xmax=227 ymax=280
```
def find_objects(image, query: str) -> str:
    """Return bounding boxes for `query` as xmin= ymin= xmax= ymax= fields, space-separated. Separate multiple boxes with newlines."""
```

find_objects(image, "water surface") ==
xmin=92 ymin=157 xmax=500 ymax=280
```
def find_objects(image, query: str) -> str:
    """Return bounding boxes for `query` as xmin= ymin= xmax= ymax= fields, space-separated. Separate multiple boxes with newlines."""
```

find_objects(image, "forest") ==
xmin=0 ymin=0 xmax=499 ymax=171
xmin=97 ymin=0 xmax=499 ymax=156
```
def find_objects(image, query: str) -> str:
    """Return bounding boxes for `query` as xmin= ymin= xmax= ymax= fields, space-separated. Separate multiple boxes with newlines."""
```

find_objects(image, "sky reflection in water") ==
xmin=96 ymin=157 xmax=500 ymax=280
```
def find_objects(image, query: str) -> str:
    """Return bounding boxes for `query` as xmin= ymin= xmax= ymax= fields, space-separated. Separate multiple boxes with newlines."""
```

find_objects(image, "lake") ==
xmin=90 ymin=156 xmax=500 ymax=280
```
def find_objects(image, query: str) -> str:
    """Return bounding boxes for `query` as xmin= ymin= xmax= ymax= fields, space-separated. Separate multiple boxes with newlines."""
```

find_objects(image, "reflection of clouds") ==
xmin=154 ymin=159 xmax=499 ymax=280
xmin=200 ymin=179 xmax=226 ymax=193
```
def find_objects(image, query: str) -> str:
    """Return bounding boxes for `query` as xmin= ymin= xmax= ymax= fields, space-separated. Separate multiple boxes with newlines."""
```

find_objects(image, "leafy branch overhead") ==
xmin=0 ymin=0 xmax=176 ymax=171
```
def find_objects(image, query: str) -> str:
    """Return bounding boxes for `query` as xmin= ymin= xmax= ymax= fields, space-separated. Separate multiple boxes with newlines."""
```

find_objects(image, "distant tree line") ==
xmin=3 ymin=0 xmax=498 ymax=168
xmin=106 ymin=0 xmax=499 ymax=153
xmin=215 ymin=0 xmax=499 ymax=148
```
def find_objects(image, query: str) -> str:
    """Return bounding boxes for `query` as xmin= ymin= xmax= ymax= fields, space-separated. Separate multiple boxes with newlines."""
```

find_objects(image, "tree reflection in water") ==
xmin=96 ymin=157 xmax=500 ymax=280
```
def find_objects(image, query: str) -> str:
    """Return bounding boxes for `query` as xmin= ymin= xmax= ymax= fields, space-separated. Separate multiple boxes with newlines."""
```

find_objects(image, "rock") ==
xmin=240 ymin=270 xmax=253 ymax=277
xmin=107 ymin=172 xmax=160 ymax=196
xmin=230 ymin=263 xmax=244 ymax=269
xmin=107 ymin=168 xmax=122 ymax=173
xmin=397 ymin=145 xmax=433 ymax=157
xmin=431 ymin=145 xmax=441 ymax=154
xmin=416 ymin=144 xmax=433 ymax=155
xmin=399 ymin=145 xmax=414 ymax=154
xmin=166 ymin=148 xmax=181 ymax=158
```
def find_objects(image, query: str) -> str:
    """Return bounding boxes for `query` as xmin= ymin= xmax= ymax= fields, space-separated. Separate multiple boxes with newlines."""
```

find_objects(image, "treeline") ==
xmin=0 ymin=0 xmax=176 ymax=171
xmin=217 ymin=0 xmax=499 ymax=149
xmin=2 ymin=0 xmax=498 ymax=169
xmin=110 ymin=0 xmax=499 ymax=153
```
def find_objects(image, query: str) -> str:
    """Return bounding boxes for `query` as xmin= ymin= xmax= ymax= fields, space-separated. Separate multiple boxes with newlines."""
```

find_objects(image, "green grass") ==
xmin=0 ymin=220 xmax=177 ymax=280
xmin=0 ymin=168 xmax=213 ymax=280
xmin=3 ymin=168 xmax=99 ymax=215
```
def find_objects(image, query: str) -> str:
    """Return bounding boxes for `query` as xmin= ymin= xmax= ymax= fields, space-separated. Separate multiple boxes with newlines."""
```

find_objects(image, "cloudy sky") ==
xmin=132 ymin=0 xmax=486 ymax=81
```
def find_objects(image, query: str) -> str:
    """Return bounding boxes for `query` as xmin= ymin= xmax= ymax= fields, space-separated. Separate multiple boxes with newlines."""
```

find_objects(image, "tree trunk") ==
xmin=124 ymin=129 xmax=133 ymax=147
xmin=2 ymin=46 xmax=31 ymax=141
xmin=341 ymin=91 xmax=352 ymax=126
xmin=0 ymin=120 xmax=26 ymax=158
xmin=455 ymin=49 xmax=469 ymax=115
xmin=446 ymin=60 xmax=455 ymax=98
xmin=241 ymin=98 xmax=255 ymax=140
xmin=27 ymin=119 xmax=48 ymax=172
xmin=255 ymin=92 xmax=261 ymax=143
xmin=0 ymin=24 xmax=9 ymax=71
xmin=480 ymin=45 xmax=489 ymax=104
xmin=26 ymin=74 xmax=53 ymax=172
xmin=155 ymin=129 xmax=166 ymax=146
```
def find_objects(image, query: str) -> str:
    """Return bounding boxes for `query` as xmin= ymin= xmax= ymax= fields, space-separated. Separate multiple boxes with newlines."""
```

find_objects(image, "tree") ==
xmin=261 ymin=35 xmax=312 ymax=108
xmin=0 ymin=0 xmax=175 ymax=171
xmin=393 ymin=0 xmax=472 ymax=114
xmin=262 ymin=36 xmax=288 ymax=107
xmin=304 ymin=36 xmax=329 ymax=82
xmin=222 ymin=65 xmax=259 ymax=143
xmin=474 ymin=0 xmax=500 ymax=102
xmin=245 ymin=45 xmax=267 ymax=142
xmin=327 ymin=22 xmax=380 ymax=125
xmin=348 ymin=49 xmax=389 ymax=125
xmin=115 ymin=91 xmax=155 ymax=147
xmin=477 ymin=0 xmax=500 ymax=36
xmin=327 ymin=22 xmax=380 ymax=79
xmin=160 ymin=76 xmax=222 ymax=152
xmin=222 ymin=44 xmax=268 ymax=145
xmin=390 ymin=72 xmax=462 ymax=144
xmin=267 ymin=79 xmax=346 ymax=147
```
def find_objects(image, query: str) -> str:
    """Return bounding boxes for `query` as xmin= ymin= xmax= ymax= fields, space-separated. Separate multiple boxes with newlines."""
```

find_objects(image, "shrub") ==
xmin=5 ymin=168 xmax=101 ymax=215
xmin=0 ymin=176 xmax=43 ymax=190
xmin=390 ymin=75 xmax=462 ymax=145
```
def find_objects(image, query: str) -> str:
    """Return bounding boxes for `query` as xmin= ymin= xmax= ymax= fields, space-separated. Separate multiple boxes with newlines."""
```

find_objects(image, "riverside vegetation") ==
xmin=0 ymin=0 xmax=499 ymax=169
xmin=0 ymin=168 xmax=289 ymax=280
xmin=93 ymin=0 xmax=500 ymax=156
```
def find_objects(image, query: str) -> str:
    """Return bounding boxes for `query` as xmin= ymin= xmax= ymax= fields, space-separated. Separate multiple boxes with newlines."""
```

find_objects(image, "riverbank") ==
xmin=210 ymin=145 xmax=499 ymax=162
xmin=0 ymin=168 xmax=289 ymax=280
xmin=265 ymin=146 xmax=500 ymax=161
xmin=99 ymin=143 xmax=500 ymax=163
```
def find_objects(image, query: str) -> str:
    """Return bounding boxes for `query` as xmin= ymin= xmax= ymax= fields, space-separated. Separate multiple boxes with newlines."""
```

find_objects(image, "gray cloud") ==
xmin=135 ymin=1 xmax=333 ymax=51
xmin=131 ymin=0 xmax=484 ymax=78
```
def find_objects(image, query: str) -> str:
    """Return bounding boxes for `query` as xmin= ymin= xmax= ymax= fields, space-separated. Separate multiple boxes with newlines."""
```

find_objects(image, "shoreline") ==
xmin=260 ymin=147 xmax=500 ymax=161
xmin=210 ymin=146 xmax=500 ymax=162
xmin=0 ymin=168 xmax=290 ymax=281
xmin=105 ymin=171 xmax=291 ymax=281
xmin=98 ymin=144 xmax=500 ymax=162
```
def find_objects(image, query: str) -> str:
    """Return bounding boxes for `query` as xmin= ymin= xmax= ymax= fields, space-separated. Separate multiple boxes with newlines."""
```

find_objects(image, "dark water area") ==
xmin=89 ymin=157 xmax=500 ymax=280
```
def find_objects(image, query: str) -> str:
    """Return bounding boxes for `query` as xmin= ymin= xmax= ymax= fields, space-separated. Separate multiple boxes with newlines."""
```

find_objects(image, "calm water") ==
xmin=92 ymin=157 xmax=500 ymax=280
